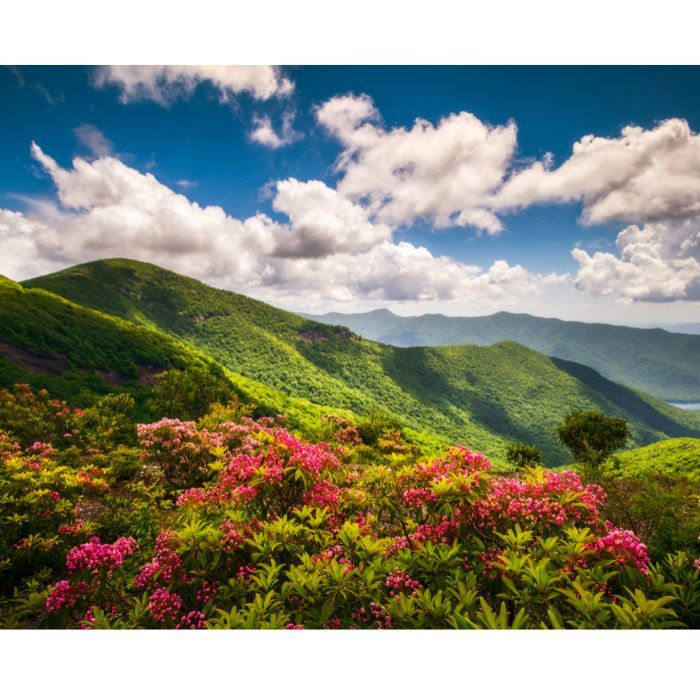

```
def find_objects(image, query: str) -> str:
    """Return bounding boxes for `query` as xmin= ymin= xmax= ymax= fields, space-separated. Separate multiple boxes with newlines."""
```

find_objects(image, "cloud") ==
xmin=315 ymin=93 xmax=517 ymax=234
xmin=249 ymin=111 xmax=298 ymax=148
xmin=93 ymin=65 xmax=294 ymax=104
xmin=495 ymin=118 xmax=700 ymax=225
xmin=175 ymin=179 xmax=198 ymax=189
xmin=0 ymin=144 xmax=558 ymax=309
xmin=73 ymin=124 xmax=114 ymax=157
xmin=572 ymin=220 xmax=700 ymax=303
xmin=315 ymin=101 xmax=700 ymax=302
xmin=263 ymin=243 xmax=565 ymax=305
xmin=270 ymin=178 xmax=392 ymax=256
xmin=481 ymin=118 xmax=700 ymax=304
xmin=23 ymin=142 xmax=276 ymax=283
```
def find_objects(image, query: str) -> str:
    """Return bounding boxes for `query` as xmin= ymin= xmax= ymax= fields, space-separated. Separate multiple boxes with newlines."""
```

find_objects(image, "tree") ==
xmin=356 ymin=408 xmax=403 ymax=446
xmin=556 ymin=410 xmax=631 ymax=478
xmin=149 ymin=366 xmax=235 ymax=420
xmin=505 ymin=442 xmax=542 ymax=469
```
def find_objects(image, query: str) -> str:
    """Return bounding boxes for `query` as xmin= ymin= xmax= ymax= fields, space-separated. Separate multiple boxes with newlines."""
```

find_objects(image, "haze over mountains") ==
xmin=0 ymin=258 xmax=696 ymax=468
xmin=305 ymin=309 xmax=700 ymax=403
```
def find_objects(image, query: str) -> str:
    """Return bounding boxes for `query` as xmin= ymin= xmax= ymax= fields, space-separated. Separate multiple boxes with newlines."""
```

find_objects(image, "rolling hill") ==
xmin=0 ymin=274 xmax=346 ymax=435
xmin=16 ymin=258 xmax=700 ymax=467
xmin=609 ymin=437 xmax=700 ymax=482
xmin=304 ymin=308 xmax=700 ymax=403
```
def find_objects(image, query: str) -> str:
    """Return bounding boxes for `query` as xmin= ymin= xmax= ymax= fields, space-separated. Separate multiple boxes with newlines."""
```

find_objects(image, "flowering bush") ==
xmin=137 ymin=418 xmax=218 ymax=489
xmin=0 ymin=384 xmax=79 ymax=447
xmin=1 ymin=384 xmax=698 ymax=630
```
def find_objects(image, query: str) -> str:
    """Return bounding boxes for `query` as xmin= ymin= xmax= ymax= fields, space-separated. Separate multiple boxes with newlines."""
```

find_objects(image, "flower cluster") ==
xmin=590 ymin=527 xmax=651 ymax=573
xmin=0 ymin=433 xmax=21 ymax=460
xmin=66 ymin=536 xmax=138 ymax=575
xmin=137 ymin=418 xmax=216 ymax=488
xmin=352 ymin=602 xmax=393 ymax=629
xmin=135 ymin=532 xmax=186 ymax=590
xmin=147 ymin=588 xmax=183 ymax=624
xmin=175 ymin=426 xmax=342 ymax=518
xmin=474 ymin=470 xmax=605 ymax=530
xmin=385 ymin=568 xmax=423 ymax=597
xmin=45 ymin=579 xmax=91 ymax=612
xmin=322 ymin=415 xmax=361 ymax=445
xmin=44 ymin=536 xmax=138 ymax=615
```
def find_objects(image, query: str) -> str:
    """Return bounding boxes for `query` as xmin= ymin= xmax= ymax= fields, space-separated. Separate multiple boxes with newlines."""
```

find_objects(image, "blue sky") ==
xmin=2 ymin=65 xmax=700 ymax=324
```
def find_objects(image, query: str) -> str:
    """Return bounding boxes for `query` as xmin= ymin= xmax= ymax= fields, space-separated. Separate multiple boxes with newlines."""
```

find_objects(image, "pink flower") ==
xmin=590 ymin=528 xmax=650 ymax=574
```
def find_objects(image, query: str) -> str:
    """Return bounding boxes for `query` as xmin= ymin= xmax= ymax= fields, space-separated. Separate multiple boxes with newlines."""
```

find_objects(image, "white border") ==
xmin=2 ymin=1 xmax=699 ymax=696
xmin=2 ymin=0 xmax=700 ymax=64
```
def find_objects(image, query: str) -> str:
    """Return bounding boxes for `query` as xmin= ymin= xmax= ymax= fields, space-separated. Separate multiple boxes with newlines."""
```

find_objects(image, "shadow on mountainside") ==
xmin=551 ymin=357 xmax=700 ymax=439
xmin=378 ymin=346 xmax=569 ymax=463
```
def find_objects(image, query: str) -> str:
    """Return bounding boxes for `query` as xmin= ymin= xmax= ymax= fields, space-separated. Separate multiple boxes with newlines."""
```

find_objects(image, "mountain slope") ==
xmin=304 ymin=309 xmax=700 ymax=402
xmin=0 ymin=274 xmax=349 ymax=437
xmin=21 ymin=259 xmax=700 ymax=466
xmin=0 ymin=274 xmax=217 ymax=405
xmin=610 ymin=437 xmax=700 ymax=482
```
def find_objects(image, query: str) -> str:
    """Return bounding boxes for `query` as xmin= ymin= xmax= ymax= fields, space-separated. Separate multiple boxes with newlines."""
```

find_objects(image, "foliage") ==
xmin=1 ymin=384 xmax=697 ymax=630
xmin=20 ymin=258 xmax=700 ymax=467
xmin=149 ymin=367 xmax=235 ymax=421
xmin=557 ymin=411 xmax=631 ymax=478
xmin=505 ymin=442 xmax=542 ymax=469
xmin=355 ymin=409 xmax=404 ymax=447
xmin=608 ymin=438 xmax=700 ymax=482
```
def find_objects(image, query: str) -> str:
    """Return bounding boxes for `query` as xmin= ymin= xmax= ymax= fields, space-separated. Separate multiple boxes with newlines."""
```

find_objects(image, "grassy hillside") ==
xmin=0 ymin=274 xmax=354 ymax=438
xmin=609 ymin=438 xmax=700 ymax=482
xmin=0 ymin=274 xmax=214 ymax=406
xmin=22 ymin=259 xmax=700 ymax=466
xmin=306 ymin=309 xmax=700 ymax=402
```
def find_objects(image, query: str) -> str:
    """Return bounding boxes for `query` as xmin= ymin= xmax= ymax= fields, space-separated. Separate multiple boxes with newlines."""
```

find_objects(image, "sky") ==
xmin=2 ymin=65 xmax=700 ymax=325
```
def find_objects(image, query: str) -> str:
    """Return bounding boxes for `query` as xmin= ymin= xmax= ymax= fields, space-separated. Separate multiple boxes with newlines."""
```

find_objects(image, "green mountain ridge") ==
xmin=0 ymin=274 xmax=347 ymax=437
xmin=12 ymin=258 xmax=700 ymax=467
xmin=303 ymin=308 xmax=700 ymax=402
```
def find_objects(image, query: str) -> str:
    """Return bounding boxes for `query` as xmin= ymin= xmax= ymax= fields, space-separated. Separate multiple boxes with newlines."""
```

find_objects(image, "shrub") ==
xmin=557 ymin=410 xmax=631 ymax=478
xmin=505 ymin=442 xmax=542 ymax=469
xmin=2 ymin=384 xmax=697 ymax=630
xmin=149 ymin=367 xmax=235 ymax=421
xmin=137 ymin=418 xmax=217 ymax=489
xmin=599 ymin=468 xmax=699 ymax=558
xmin=39 ymin=430 xmax=690 ymax=629
xmin=0 ymin=384 xmax=78 ymax=447
xmin=356 ymin=409 xmax=403 ymax=447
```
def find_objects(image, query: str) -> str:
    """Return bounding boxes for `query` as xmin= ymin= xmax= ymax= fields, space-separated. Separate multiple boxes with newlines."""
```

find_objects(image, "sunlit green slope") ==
xmin=22 ymin=259 xmax=700 ymax=465
xmin=306 ymin=308 xmax=700 ymax=402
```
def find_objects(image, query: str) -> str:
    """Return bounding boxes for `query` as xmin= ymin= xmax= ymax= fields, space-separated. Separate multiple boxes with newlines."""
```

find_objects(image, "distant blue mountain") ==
xmin=304 ymin=309 xmax=700 ymax=402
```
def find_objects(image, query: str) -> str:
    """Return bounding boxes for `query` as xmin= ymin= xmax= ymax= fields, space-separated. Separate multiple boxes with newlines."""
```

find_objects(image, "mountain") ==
xmin=0 ymin=274 xmax=341 ymax=433
xmin=0 ymin=273 xmax=216 ymax=405
xmin=659 ymin=322 xmax=700 ymax=335
xmin=304 ymin=309 xmax=700 ymax=403
xmin=16 ymin=258 xmax=700 ymax=467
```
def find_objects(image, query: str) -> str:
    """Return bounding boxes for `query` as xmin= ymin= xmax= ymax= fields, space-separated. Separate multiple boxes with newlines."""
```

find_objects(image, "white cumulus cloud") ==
xmin=495 ymin=118 xmax=700 ymax=225
xmin=94 ymin=65 xmax=294 ymax=104
xmin=572 ymin=220 xmax=700 ymax=303
xmin=316 ymin=93 xmax=517 ymax=234
xmin=0 ymin=144 xmax=559 ymax=309
xmin=249 ymin=111 xmax=298 ymax=148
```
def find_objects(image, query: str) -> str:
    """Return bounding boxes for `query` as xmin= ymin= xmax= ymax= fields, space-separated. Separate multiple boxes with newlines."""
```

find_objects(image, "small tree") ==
xmin=149 ymin=367 xmax=234 ymax=420
xmin=556 ymin=410 xmax=631 ymax=478
xmin=505 ymin=442 xmax=542 ymax=469
xmin=356 ymin=408 xmax=403 ymax=447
